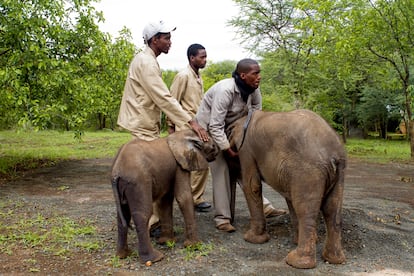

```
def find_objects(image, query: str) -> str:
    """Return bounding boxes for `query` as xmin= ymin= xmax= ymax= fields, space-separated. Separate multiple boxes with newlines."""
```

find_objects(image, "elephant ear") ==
xmin=227 ymin=110 xmax=256 ymax=151
xmin=167 ymin=130 xmax=209 ymax=171
xmin=227 ymin=118 xmax=244 ymax=151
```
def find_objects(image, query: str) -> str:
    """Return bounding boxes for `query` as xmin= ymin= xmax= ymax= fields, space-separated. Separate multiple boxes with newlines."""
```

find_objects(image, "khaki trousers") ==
xmin=191 ymin=169 xmax=209 ymax=205
xmin=148 ymin=170 xmax=209 ymax=229
xmin=148 ymin=203 xmax=160 ymax=229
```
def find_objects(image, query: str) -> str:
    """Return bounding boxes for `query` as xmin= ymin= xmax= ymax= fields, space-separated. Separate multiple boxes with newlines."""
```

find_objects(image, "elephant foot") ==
xmin=183 ymin=238 xmax=201 ymax=248
xmin=157 ymin=236 xmax=176 ymax=245
xmin=140 ymin=248 xmax=164 ymax=264
xmin=292 ymin=232 xmax=298 ymax=245
xmin=286 ymin=249 xmax=316 ymax=269
xmin=116 ymin=247 xmax=133 ymax=259
xmin=322 ymin=248 xmax=346 ymax=264
xmin=243 ymin=229 xmax=270 ymax=244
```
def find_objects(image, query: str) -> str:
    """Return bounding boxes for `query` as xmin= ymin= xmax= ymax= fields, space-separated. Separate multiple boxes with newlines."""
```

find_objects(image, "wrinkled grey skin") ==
xmin=227 ymin=109 xmax=346 ymax=269
xmin=111 ymin=129 xmax=219 ymax=264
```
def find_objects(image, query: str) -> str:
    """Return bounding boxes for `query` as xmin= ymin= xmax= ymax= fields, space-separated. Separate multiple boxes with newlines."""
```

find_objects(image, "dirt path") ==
xmin=1 ymin=158 xmax=413 ymax=275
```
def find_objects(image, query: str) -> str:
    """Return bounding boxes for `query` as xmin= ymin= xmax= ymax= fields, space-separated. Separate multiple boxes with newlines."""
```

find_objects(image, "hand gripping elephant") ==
xmin=227 ymin=109 xmax=346 ymax=269
xmin=111 ymin=129 xmax=219 ymax=264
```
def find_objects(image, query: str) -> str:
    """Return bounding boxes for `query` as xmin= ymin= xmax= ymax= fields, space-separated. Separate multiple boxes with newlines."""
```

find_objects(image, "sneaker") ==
xmin=216 ymin=223 xmax=236 ymax=233
xmin=149 ymin=222 xmax=161 ymax=238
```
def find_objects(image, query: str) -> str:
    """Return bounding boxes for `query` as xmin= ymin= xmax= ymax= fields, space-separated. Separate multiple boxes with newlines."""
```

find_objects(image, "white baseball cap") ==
xmin=142 ymin=20 xmax=176 ymax=43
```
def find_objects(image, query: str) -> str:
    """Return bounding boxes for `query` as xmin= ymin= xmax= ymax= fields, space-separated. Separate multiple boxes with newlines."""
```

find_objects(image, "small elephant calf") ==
xmin=111 ymin=129 xmax=219 ymax=263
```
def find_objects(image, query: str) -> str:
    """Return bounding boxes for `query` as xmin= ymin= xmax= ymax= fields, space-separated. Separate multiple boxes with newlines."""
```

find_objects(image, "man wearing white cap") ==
xmin=118 ymin=20 xmax=207 ymax=142
xmin=117 ymin=20 xmax=209 ymax=235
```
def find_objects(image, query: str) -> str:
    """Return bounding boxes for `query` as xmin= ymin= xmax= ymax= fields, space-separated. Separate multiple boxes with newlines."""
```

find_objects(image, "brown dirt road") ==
xmin=1 ymin=158 xmax=413 ymax=275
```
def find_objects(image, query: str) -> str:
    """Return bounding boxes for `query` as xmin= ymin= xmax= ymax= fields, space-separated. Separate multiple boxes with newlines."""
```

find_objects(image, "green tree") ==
xmin=202 ymin=60 xmax=236 ymax=90
xmin=80 ymin=28 xmax=136 ymax=130
xmin=0 ymin=0 xmax=135 ymax=131
xmin=230 ymin=0 xmax=315 ymax=108
xmin=363 ymin=0 xmax=414 ymax=157
xmin=1 ymin=0 xmax=94 ymax=129
xmin=289 ymin=0 xmax=414 ymax=152
xmin=229 ymin=0 xmax=360 ymax=125
xmin=356 ymin=86 xmax=403 ymax=138
xmin=163 ymin=69 xmax=178 ymax=89
xmin=229 ymin=0 xmax=414 ymax=151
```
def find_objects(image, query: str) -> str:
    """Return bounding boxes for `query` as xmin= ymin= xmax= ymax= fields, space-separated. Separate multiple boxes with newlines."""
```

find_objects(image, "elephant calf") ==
xmin=111 ymin=129 xmax=219 ymax=264
xmin=227 ymin=109 xmax=347 ymax=269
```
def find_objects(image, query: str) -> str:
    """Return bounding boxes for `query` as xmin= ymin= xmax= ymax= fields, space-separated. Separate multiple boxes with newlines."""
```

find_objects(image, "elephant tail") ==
xmin=330 ymin=157 xmax=346 ymax=187
xmin=323 ymin=157 xmax=346 ymax=200
xmin=111 ymin=175 xmax=128 ymax=228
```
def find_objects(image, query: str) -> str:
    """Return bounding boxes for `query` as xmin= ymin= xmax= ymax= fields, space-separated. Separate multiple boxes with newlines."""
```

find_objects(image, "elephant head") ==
xmin=167 ymin=129 xmax=219 ymax=171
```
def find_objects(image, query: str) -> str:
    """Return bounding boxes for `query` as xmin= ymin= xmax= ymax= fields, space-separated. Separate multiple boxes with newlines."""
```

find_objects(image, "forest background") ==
xmin=1 ymin=0 xmax=414 ymax=158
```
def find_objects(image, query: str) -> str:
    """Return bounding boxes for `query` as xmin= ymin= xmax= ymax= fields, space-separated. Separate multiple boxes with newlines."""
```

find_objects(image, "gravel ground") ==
xmin=0 ymin=158 xmax=413 ymax=275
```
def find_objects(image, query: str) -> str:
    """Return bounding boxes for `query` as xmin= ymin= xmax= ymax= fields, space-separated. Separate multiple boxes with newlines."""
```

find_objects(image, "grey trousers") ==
xmin=210 ymin=151 xmax=274 ymax=226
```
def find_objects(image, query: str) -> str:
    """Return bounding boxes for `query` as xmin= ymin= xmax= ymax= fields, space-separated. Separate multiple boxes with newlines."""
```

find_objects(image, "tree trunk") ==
xmin=380 ymin=118 xmax=387 ymax=139
xmin=102 ymin=115 xmax=106 ymax=129
xmin=97 ymin=113 xmax=106 ymax=130
xmin=404 ymin=84 xmax=413 ymax=159
xmin=342 ymin=116 xmax=347 ymax=143
xmin=409 ymin=119 xmax=414 ymax=160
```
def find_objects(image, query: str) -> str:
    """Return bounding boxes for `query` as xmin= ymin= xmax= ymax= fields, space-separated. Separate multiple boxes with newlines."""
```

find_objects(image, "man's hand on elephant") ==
xmin=189 ymin=119 xmax=209 ymax=142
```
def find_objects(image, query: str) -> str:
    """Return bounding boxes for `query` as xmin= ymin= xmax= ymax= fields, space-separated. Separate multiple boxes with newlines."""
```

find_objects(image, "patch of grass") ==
xmin=108 ymin=252 xmax=138 ymax=268
xmin=0 ymin=130 xmax=412 ymax=181
xmin=166 ymin=240 xmax=176 ymax=249
xmin=345 ymin=138 xmax=411 ymax=163
xmin=0 ymin=129 xmax=131 ymax=178
xmin=173 ymin=225 xmax=184 ymax=235
xmin=0 ymin=199 xmax=102 ymax=257
xmin=181 ymin=242 xmax=213 ymax=261
xmin=109 ymin=255 xmax=122 ymax=268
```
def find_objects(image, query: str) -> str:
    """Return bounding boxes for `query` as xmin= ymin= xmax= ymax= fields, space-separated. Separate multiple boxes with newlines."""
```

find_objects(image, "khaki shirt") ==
xmin=196 ymin=78 xmax=262 ymax=150
xmin=168 ymin=65 xmax=204 ymax=131
xmin=117 ymin=47 xmax=191 ymax=141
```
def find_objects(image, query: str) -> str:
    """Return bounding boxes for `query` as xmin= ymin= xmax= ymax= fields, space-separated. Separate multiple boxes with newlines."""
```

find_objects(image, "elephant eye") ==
xmin=193 ymin=139 xmax=203 ymax=150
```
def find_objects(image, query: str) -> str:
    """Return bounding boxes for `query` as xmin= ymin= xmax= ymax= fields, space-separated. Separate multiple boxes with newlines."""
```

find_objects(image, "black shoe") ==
xmin=195 ymin=202 xmax=211 ymax=212
xmin=150 ymin=223 xmax=161 ymax=238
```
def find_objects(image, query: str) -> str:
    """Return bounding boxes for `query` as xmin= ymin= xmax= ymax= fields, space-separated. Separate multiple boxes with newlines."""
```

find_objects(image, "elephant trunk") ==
xmin=111 ymin=175 xmax=128 ymax=228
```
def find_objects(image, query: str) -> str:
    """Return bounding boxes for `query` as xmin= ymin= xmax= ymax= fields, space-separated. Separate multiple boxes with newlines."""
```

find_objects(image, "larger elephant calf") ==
xmin=227 ymin=109 xmax=347 ymax=269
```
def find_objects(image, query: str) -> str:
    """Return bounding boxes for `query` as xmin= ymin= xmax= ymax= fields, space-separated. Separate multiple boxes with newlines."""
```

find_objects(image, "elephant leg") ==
xmin=116 ymin=203 xmax=132 ymax=258
xmin=286 ymin=208 xmax=318 ymax=268
xmin=286 ymin=173 xmax=323 ymax=269
xmin=285 ymin=199 xmax=298 ymax=244
xmin=174 ymin=170 xmax=200 ymax=247
xmin=321 ymin=181 xmax=346 ymax=264
xmin=286 ymin=216 xmax=318 ymax=269
xmin=157 ymin=194 xmax=175 ymax=245
xmin=130 ymin=206 xmax=164 ymax=263
xmin=124 ymin=181 xmax=164 ymax=264
xmin=241 ymin=164 xmax=269 ymax=244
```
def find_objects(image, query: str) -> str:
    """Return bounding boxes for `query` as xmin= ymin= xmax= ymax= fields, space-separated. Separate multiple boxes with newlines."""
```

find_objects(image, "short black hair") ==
xmin=187 ymin=43 xmax=205 ymax=61
xmin=236 ymin=58 xmax=259 ymax=74
xmin=146 ymin=32 xmax=163 ymax=45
